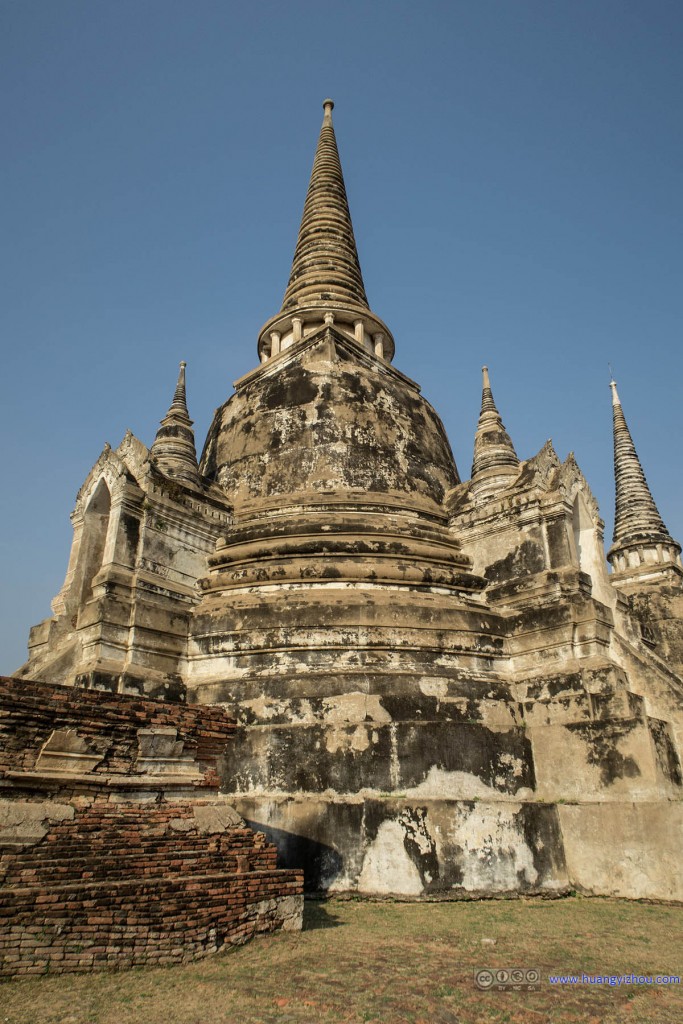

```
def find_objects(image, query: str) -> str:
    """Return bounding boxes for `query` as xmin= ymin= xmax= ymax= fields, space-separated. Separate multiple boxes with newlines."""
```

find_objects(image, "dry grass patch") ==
xmin=2 ymin=896 xmax=682 ymax=1023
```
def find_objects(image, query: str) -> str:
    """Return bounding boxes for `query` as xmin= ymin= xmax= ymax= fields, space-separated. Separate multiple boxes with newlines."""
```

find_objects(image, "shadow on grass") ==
xmin=302 ymin=900 xmax=345 ymax=931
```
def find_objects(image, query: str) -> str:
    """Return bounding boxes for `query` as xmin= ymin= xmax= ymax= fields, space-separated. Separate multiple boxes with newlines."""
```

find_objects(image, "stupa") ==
xmin=17 ymin=100 xmax=683 ymax=900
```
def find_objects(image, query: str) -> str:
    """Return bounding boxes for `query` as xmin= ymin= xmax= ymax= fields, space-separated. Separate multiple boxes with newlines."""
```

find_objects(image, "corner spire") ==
xmin=257 ymin=100 xmax=394 ymax=363
xmin=470 ymin=366 xmax=519 ymax=498
xmin=607 ymin=378 xmax=680 ymax=579
xmin=150 ymin=362 xmax=200 ymax=483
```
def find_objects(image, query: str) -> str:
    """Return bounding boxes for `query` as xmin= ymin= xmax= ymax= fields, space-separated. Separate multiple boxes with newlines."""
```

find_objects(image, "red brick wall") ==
xmin=0 ymin=678 xmax=303 ymax=976
xmin=0 ymin=675 xmax=234 ymax=783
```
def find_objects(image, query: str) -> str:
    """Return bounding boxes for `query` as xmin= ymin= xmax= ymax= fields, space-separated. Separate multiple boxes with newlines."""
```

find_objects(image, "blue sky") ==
xmin=2 ymin=0 xmax=682 ymax=672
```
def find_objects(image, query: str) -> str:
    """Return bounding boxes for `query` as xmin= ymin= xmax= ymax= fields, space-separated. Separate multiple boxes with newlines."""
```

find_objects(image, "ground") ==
xmin=2 ymin=896 xmax=681 ymax=1023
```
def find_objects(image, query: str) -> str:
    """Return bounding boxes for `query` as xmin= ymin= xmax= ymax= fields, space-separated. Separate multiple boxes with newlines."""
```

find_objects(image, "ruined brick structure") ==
xmin=14 ymin=100 xmax=683 ymax=903
xmin=0 ymin=677 xmax=302 ymax=976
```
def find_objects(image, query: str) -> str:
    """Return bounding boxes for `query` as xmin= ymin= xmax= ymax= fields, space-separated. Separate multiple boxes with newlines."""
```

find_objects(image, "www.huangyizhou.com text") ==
xmin=549 ymin=973 xmax=680 ymax=987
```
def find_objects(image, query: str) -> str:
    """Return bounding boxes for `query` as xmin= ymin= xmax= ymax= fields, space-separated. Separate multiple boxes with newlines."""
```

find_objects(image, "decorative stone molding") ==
xmin=35 ymin=729 xmax=106 ymax=774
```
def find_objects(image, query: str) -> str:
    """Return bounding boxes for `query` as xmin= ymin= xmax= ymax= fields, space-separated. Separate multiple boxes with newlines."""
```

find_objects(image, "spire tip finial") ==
xmin=471 ymin=362 xmax=519 ymax=489
xmin=322 ymin=98 xmax=334 ymax=124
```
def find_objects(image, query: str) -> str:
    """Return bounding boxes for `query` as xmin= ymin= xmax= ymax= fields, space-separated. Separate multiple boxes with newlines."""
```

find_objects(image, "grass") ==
xmin=2 ymin=896 xmax=682 ymax=1023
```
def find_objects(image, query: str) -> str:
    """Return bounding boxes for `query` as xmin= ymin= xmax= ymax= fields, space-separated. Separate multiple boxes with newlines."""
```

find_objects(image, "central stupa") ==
xmin=192 ymin=99 xmax=488 ymax=699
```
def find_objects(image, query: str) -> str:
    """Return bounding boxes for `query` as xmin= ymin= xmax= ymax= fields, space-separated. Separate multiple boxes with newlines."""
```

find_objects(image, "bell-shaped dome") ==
xmin=201 ymin=327 xmax=459 ymax=514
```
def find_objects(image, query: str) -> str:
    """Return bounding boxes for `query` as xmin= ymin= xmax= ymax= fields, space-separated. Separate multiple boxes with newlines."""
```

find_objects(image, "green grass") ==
xmin=2 ymin=896 xmax=682 ymax=1023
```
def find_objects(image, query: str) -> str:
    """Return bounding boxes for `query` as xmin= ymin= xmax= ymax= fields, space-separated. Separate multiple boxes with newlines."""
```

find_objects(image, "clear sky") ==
xmin=2 ymin=0 xmax=682 ymax=673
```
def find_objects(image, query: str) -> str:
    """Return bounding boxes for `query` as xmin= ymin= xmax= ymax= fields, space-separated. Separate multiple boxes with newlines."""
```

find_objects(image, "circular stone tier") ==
xmin=188 ymin=332 xmax=491 ymax=694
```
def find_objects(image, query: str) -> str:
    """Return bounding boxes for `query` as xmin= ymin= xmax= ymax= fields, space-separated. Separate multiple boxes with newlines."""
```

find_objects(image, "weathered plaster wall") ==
xmin=625 ymin=583 xmax=683 ymax=680
xmin=558 ymin=802 xmax=683 ymax=901
xmin=234 ymin=795 xmax=568 ymax=898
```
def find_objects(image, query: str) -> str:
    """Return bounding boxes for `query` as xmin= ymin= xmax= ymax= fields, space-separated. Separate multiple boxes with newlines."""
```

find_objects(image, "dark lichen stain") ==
xmin=567 ymin=721 xmax=642 ymax=786
xmin=485 ymin=540 xmax=545 ymax=584
xmin=399 ymin=807 xmax=440 ymax=889
xmin=649 ymin=719 xmax=683 ymax=786
xmin=515 ymin=803 xmax=568 ymax=883
xmin=205 ymin=350 xmax=461 ymax=502
xmin=261 ymin=372 xmax=318 ymax=410
xmin=220 ymin=724 xmax=393 ymax=794
xmin=397 ymin=721 xmax=534 ymax=794
xmin=121 ymin=513 xmax=140 ymax=557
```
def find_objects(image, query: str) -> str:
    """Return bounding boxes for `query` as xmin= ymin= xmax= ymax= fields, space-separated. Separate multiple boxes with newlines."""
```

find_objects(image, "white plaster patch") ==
xmin=168 ymin=817 xmax=194 ymax=832
xmin=418 ymin=677 xmax=448 ymax=701
xmin=405 ymin=767 xmax=504 ymax=800
xmin=322 ymin=692 xmax=392 ymax=725
xmin=325 ymin=724 xmax=370 ymax=754
xmin=240 ymin=696 xmax=288 ymax=722
xmin=498 ymin=752 xmax=525 ymax=778
xmin=357 ymin=820 xmax=423 ymax=895
xmin=558 ymin=803 xmax=683 ymax=901
xmin=250 ymin=894 xmax=303 ymax=932
xmin=389 ymin=723 xmax=400 ymax=789
xmin=239 ymin=696 xmax=315 ymax=725
xmin=446 ymin=804 xmax=538 ymax=891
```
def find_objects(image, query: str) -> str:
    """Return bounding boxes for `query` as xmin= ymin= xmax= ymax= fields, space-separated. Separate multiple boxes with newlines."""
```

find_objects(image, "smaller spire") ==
xmin=470 ymin=366 xmax=519 ymax=498
xmin=608 ymin=378 xmax=680 ymax=578
xmin=150 ymin=361 xmax=200 ymax=483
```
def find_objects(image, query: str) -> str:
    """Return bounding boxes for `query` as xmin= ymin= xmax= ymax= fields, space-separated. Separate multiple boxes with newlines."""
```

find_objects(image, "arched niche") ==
xmin=572 ymin=493 xmax=613 ymax=606
xmin=77 ymin=478 xmax=112 ymax=606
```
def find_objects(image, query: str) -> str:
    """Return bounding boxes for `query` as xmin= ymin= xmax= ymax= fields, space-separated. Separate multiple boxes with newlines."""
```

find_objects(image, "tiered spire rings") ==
xmin=257 ymin=100 xmax=394 ymax=363
xmin=150 ymin=361 xmax=200 ymax=483
xmin=607 ymin=379 xmax=681 ymax=577
xmin=470 ymin=366 xmax=520 ymax=498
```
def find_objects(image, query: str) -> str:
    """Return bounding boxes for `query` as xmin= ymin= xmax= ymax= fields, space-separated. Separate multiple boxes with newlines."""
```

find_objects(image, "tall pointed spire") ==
xmin=150 ymin=362 xmax=200 ymax=483
xmin=258 ymin=100 xmax=394 ymax=363
xmin=607 ymin=379 xmax=680 ymax=578
xmin=282 ymin=98 xmax=368 ymax=314
xmin=470 ymin=366 xmax=519 ymax=498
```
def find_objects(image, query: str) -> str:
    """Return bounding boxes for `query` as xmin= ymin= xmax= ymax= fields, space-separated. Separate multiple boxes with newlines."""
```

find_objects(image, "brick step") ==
xmin=0 ymin=877 xmax=302 ymax=977
xmin=0 ymin=868 xmax=302 ymax=905
xmin=44 ymin=819 xmax=255 ymax=835
xmin=5 ymin=848 xmax=266 ymax=874
xmin=15 ymin=829 xmax=259 ymax=855
xmin=4 ymin=852 xmax=278 ymax=885
xmin=9 ymin=842 xmax=263 ymax=864
xmin=40 ymin=827 xmax=259 ymax=843
xmin=3 ymin=838 xmax=275 ymax=863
